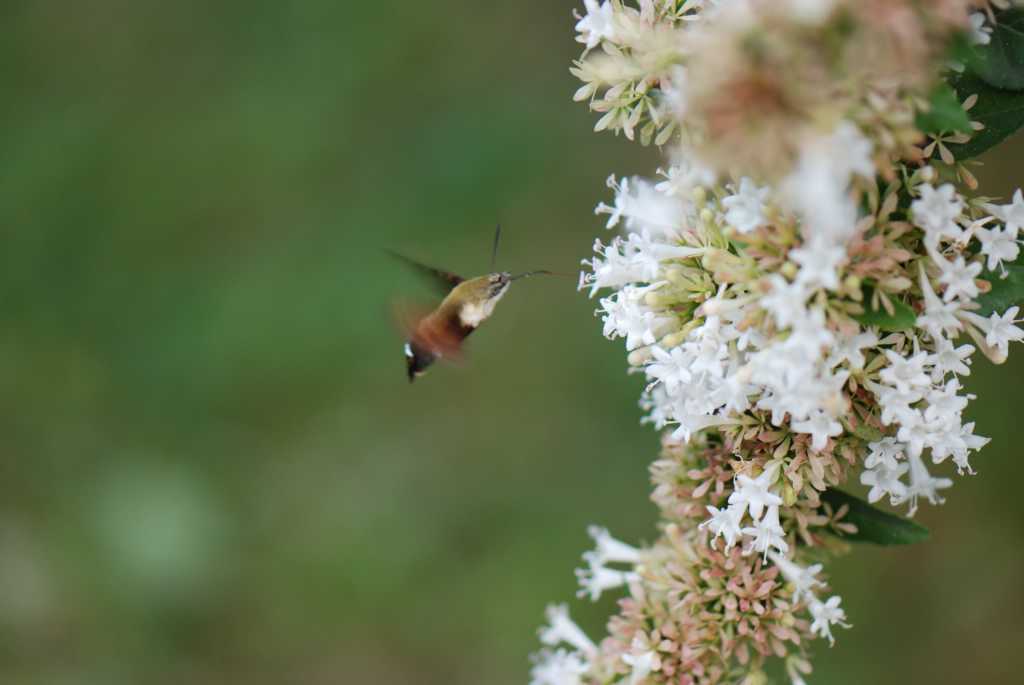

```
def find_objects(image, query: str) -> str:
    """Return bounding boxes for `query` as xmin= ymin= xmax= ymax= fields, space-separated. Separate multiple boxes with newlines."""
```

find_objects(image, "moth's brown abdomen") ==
xmin=403 ymin=309 xmax=475 ymax=382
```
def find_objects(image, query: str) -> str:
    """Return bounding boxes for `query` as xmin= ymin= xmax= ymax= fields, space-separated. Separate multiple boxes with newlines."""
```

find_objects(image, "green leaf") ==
xmin=968 ymin=9 xmax=1024 ymax=91
xmin=915 ymin=83 xmax=972 ymax=134
xmin=851 ymin=288 xmax=916 ymax=331
xmin=975 ymin=260 xmax=1024 ymax=316
xmin=945 ymin=72 xmax=1024 ymax=160
xmin=821 ymin=488 xmax=930 ymax=546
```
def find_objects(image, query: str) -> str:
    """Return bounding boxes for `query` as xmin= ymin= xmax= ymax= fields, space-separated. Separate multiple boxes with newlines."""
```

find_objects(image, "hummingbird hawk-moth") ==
xmin=390 ymin=225 xmax=552 ymax=382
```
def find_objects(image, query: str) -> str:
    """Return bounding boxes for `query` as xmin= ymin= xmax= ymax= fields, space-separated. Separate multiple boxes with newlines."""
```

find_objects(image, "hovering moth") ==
xmin=391 ymin=225 xmax=552 ymax=382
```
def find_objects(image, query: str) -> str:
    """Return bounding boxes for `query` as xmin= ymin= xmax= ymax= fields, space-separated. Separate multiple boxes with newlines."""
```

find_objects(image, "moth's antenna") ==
xmin=490 ymin=223 xmax=502 ymax=272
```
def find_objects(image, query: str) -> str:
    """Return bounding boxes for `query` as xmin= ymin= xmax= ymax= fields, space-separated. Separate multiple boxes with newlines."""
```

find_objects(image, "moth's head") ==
xmin=487 ymin=271 xmax=512 ymax=299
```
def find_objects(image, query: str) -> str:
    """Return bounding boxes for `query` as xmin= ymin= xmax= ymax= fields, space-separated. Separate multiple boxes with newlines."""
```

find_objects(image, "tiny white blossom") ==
xmin=894 ymin=452 xmax=954 ymax=516
xmin=655 ymin=158 xmax=715 ymax=198
xmin=783 ymin=141 xmax=859 ymax=241
xmin=968 ymin=12 xmax=993 ymax=45
xmin=722 ymin=178 xmax=770 ymax=233
xmin=646 ymin=345 xmax=694 ymax=394
xmin=530 ymin=649 xmax=589 ymax=685
xmin=761 ymin=275 xmax=809 ymax=329
xmin=539 ymin=604 xmax=597 ymax=656
xmin=930 ymin=335 xmax=974 ymax=380
xmin=808 ymin=595 xmax=850 ymax=646
xmin=947 ymin=421 xmax=990 ymax=474
xmin=575 ymin=558 xmax=638 ymax=601
xmin=792 ymin=409 xmax=842 ymax=452
xmin=791 ymin=236 xmax=846 ymax=291
xmin=860 ymin=461 xmax=909 ymax=504
xmin=599 ymin=287 xmax=670 ymax=350
xmin=984 ymin=306 xmax=1024 ymax=358
xmin=622 ymin=639 xmax=659 ymax=685
xmin=768 ymin=552 xmax=825 ymax=604
xmin=700 ymin=503 xmax=744 ymax=551
xmin=879 ymin=346 xmax=931 ymax=394
xmin=596 ymin=175 xmax=687 ymax=237
xmin=917 ymin=265 xmax=962 ymax=338
xmin=584 ymin=525 xmax=641 ymax=565
xmin=828 ymin=329 xmax=878 ymax=370
xmin=827 ymin=120 xmax=874 ymax=180
xmin=983 ymin=188 xmax=1024 ymax=237
xmin=741 ymin=504 xmax=789 ymax=560
xmin=912 ymin=183 xmax=964 ymax=245
xmin=936 ymin=254 xmax=981 ymax=302
xmin=976 ymin=225 xmax=1020 ymax=272
xmin=729 ymin=462 xmax=782 ymax=521
xmin=574 ymin=0 xmax=617 ymax=51
xmin=864 ymin=437 xmax=904 ymax=470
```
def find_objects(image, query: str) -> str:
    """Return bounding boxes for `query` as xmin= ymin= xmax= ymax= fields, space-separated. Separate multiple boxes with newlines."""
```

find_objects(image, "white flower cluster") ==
xmin=532 ymin=2 xmax=1024 ymax=683
xmin=587 ymin=166 xmax=1022 ymax=520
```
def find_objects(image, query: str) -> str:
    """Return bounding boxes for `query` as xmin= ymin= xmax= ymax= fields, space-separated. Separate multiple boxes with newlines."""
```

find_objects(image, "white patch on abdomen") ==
xmin=459 ymin=289 xmax=507 ymax=328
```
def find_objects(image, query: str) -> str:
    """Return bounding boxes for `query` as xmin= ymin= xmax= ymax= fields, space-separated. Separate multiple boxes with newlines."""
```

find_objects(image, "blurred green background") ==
xmin=0 ymin=2 xmax=1021 ymax=683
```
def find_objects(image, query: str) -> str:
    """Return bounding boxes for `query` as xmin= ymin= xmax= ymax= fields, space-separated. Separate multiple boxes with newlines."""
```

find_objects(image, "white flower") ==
xmin=722 ymin=178 xmax=771 ymax=233
xmin=761 ymin=275 xmax=809 ymax=329
xmin=935 ymin=254 xmax=981 ymax=302
xmin=792 ymin=409 xmax=842 ymax=452
xmin=828 ymin=329 xmax=878 ymax=370
xmin=976 ymin=225 xmax=1020 ymax=272
xmin=894 ymin=452 xmax=954 ymax=516
xmin=864 ymin=437 xmax=904 ymax=470
xmin=968 ymin=12 xmax=993 ymax=46
xmin=808 ymin=595 xmax=850 ymax=646
xmin=656 ymin=157 xmax=715 ymax=198
xmin=983 ymin=307 xmax=1024 ymax=358
xmin=596 ymin=175 xmax=687 ymax=237
xmin=923 ymin=379 xmax=969 ymax=424
xmin=728 ymin=462 xmax=782 ymax=521
xmin=768 ymin=552 xmax=824 ymax=604
xmin=867 ymin=379 xmax=924 ymax=427
xmin=622 ymin=639 xmax=659 ymax=685
xmin=783 ymin=144 xmax=859 ymax=241
xmin=700 ymin=503 xmax=745 ymax=551
xmin=826 ymin=120 xmax=874 ymax=180
xmin=930 ymin=335 xmax=973 ymax=380
xmin=984 ymin=188 xmax=1024 ymax=236
xmin=646 ymin=345 xmax=694 ymax=393
xmin=791 ymin=236 xmax=846 ymax=291
xmin=583 ymin=525 xmax=641 ymax=565
xmin=912 ymin=183 xmax=964 ymax=245
xmin=860 ymin=461 xmax=909 ymax=504
xmin=741 ymin=504 xmax=789 ymax=560
xmin=530 ymin=649 xmax=589 ymax=685
xmin=539 ymin=604 xmax=597 ymax=656
xmin=574 ymin=0 xmax=617 ymax=51
xmin=879 ymin=347 xmax=931 ymax=395
xmin=917 ymin=265 xmax=962 ymax=338
xmin=599 ymin=287 xmax=670 ymax=350
xmin=946 ymin=422 xmax=990 ymax=474
xmin=575 ymin=558 xmax=638 ymax=601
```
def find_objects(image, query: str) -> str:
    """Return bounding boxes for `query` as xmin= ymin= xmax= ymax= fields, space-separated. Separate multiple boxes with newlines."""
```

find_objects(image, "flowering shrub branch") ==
xmin=532 ymin=2 xmax=1024 ymax=684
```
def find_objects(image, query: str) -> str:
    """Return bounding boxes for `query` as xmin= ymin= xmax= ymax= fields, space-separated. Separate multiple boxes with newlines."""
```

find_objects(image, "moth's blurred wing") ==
xmin=386 ymin=251 xmax=464 ymax=296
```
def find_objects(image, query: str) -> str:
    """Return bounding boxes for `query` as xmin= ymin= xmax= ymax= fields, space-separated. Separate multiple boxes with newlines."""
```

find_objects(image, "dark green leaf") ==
xmin=967 ymin=9 xmax=1024 ymax=91
xmin=916 ymin=83 xmax=972 ymax=134
xmin=821 ymin=488 xmax=929 ymax=546
xmin=945 ymin=72 xmax=1024 ymax=160
xmin=851 ymin=288 xmax=916 ymax=331
xmin=975 ymin=260 xmax=1024 ymax=316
